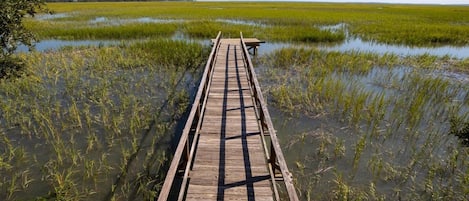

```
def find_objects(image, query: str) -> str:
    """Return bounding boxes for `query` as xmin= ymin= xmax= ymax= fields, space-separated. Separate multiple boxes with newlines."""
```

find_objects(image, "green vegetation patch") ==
xmin=257 ymin=47 xmax=469 ymax=200
xmin=28 ymin=20 xmax=178 ymax=40
xmin=0 ymin=40 xmax=209 ymax=200
xmin=4 ymin=1 xmax=469 ymax=200
xmin=30 ymin=2 xmax=469 ymax=46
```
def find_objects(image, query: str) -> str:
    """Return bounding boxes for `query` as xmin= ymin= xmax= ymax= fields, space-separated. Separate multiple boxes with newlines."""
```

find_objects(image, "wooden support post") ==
xmin=269 ymin=141 xmax=277 ymax=168
xmin=182 ymin=141 xmax=190 ymax=165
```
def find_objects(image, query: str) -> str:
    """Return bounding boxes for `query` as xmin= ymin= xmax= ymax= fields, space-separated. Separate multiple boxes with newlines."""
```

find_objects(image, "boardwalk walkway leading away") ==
xmin=158 ymin=32 xmax=298 ymax=201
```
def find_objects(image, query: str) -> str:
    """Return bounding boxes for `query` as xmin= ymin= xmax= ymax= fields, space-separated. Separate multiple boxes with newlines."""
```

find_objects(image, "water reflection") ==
xmin=322 ymin=37 xmax=469 ymax=59
xmin=317 ymin=23 xmax=347 ymax=32
xmin=16 ymin=37 xmax=210 ymax=53
xmin=16 ymin=40 xmax=120 ymax=52
xmin=18 ymin=37 xmax=469 ymax=60
xmin=259 ymin=23 xmax=469 ymax=59
xmin=29 ymin=16 xmax=469 ymax=59
xmin=215 ymin=19 xmax=268 ymax=27
xmin=35 ymin=13 xmax=70 ymax=20
xmin=16 ymin=22 xmax=469 ymax=60
xmin=257 ymin=38 xmax=469 ymax=59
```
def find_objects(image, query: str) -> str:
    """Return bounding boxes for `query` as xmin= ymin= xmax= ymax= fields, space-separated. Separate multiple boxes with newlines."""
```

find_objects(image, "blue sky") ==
xmin=301 ymin=0 xmax=469 ymax=4
xmin=200 ymin=0 xmax=469 ymax=4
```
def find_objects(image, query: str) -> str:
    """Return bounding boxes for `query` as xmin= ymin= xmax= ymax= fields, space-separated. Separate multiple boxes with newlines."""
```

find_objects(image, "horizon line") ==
xmin=196 ymin=0 xmax=469 ymax=5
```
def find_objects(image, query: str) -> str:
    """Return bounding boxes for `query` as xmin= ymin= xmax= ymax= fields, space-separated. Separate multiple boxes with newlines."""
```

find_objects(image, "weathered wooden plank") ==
xmin=240 ymin=34 xmax=299 ymax=200
xmin=160 ymin=35 xmax=298 ymax=201
xmin=191 ymin=164 xmax=269 ymax=173
xmin=157 ymin=32 xmax=223 ymax=201
xmin=187 ymin=177 xmax=272 ymax=188
xmin=187 ymin=185 xmax=274 ymax=196
xmin=204 ymin=102 xmax=255 ymax=107
xmin=184 ymin=38 xmax=275 ymax=201
xmin=211 ymin=38 xmax=265 ymax=45
xmin=195 ymin=139 xmax=265 ymax=148
xmin=194 ymin=145 xmax=264 ymax=152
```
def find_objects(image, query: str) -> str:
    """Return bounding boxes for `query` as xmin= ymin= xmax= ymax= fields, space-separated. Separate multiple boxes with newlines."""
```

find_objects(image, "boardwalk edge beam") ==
xmin=240 ymin=32 xmax=299 ymax=201
xmin=158 ymin=32 xmax=298 ymax=201
xmin=158 ymin=31 xmax=222 ymax=201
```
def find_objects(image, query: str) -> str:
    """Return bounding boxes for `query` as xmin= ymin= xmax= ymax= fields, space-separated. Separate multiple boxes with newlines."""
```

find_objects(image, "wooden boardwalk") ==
xmin=158 ymin=32 xmax=298 ymax=201
xmin=185 ymin=38 xmax=272 ymax=200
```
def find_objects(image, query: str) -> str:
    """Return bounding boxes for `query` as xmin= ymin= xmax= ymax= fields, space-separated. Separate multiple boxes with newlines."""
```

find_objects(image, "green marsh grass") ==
xmin=258 ymin=47 xmax=469 ymax=200
xmin=5 ymin=1 xmax=469 ymax=200
xmin=27 ymin=20 xmax=178 ymax=40
xmin=29 ymin=2 xmax=469 ymax=46
xmin=0 ymin=40 xmax=208 ymax=200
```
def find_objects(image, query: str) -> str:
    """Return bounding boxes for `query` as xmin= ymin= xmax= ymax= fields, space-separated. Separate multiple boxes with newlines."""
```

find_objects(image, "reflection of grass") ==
xmin=0 ymin=40 xmax=208 ymax=200
xmin=30 ymin=2 xmax=469 ymax=46
xmin=259 ymin=47 xmax=469 ymax=200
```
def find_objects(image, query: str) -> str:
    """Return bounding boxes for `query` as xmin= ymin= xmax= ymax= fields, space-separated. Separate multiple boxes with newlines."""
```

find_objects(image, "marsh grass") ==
xmin=5 ymin=1 xmax=469 ymax=200
xmin=27 ymin=20 xmax=178 ymax=40
xmin=29 ymin=2 xmax=469 ymax=46
xmin=259 ymin=47 xmax=469 ymax=200
xmin=0 ymin=39 xmax=208 ymax=200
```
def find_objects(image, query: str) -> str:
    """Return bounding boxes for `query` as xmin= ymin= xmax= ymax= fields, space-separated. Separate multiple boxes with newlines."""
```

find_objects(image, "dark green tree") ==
xmin=1 ymin=0 xmax=48 ymax=78
xmin=1 ymin=0 xmax=48 ymax=56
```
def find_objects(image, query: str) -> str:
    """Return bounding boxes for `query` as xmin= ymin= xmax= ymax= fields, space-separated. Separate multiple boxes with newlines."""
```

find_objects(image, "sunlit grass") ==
xmin=0 ymin=40 xmax=209 ymax=200
xmin=27 ymin=20 xmax=178 ymax=40
xmin=4 ymin=1 xmax=469 ymax=200
xmin=257 ymin=47 xmax=469 ymax=200
xmin=29 ymin=2 xmax=469 ymax=46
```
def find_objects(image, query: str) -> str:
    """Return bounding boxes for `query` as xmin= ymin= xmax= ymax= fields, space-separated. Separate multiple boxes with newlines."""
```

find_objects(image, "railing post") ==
xmin=240 ymin=32 xmax=299 ymax=201
xmin=269 ymin=141 xmax=276 ymax=164
xmin=157 ymin=31 xmax=222 ymax=201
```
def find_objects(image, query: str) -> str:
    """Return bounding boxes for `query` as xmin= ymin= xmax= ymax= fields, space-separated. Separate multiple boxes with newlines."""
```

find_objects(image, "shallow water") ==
xmin=317 ymin=23 xmax=347 ymax=32
xmin=215 ymin=19 xmax=268 ymax=27
xmin=35 ymin=13 xmax=70 ymax=20
xmin=15 ymin=37 xmax=212 ymax=53
xmin=8 ymin=17 xmax=469 ymax=200
xmin=16 ymin=40 xmax=121 ymax=52
xmin=322 ymin=37 xmax=469 ymax=59
xmin=257 ymin=38 xmax=469 ymax=59
xmin=20 ymin=37 xmax=469 ymax=60
xmin=259 ymin=23 xmax=469 ymax=59
xmin=0 ymin=54 xmax=202 ymax=200
xmin=20 ymin=15 xmax=468 ymax=200
xmin=256 ymin=58 xmax=469 ymax=199
xmin=24 ymin=17 xmax=469 ymax=59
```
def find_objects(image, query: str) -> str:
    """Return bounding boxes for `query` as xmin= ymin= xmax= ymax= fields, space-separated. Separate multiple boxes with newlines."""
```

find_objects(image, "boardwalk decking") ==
xmin=185 ymin=39 xmax=273 ymax=201
xmin=158 ymin=32 xmax=298 ymax=201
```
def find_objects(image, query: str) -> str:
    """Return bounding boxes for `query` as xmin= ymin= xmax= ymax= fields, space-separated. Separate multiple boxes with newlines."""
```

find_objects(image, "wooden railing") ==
xmin=157 ymin=31 xmax=222 ymax=201
xmin=158 ymin=32 xmax=298 ymax=201
xmin=240 ymin=32 xmax=299 ymax=201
